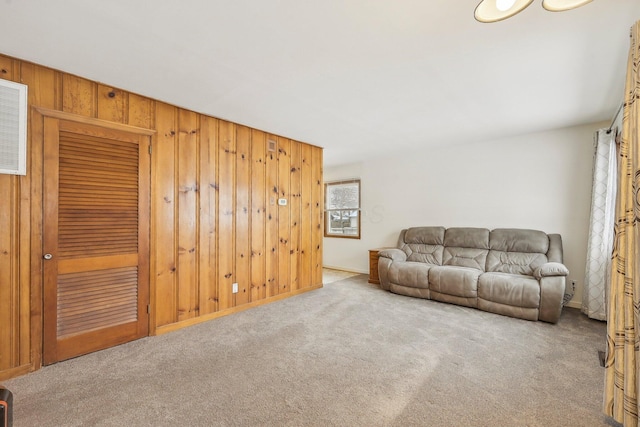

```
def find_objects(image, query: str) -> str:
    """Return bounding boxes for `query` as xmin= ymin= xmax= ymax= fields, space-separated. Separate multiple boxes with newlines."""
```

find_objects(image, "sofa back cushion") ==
xmin=486 ymin=229 xmax=550 ymax=275
xmin=489 ymin=228 xmax=549 ymax=253
xmin=485 ymin=251 xmax=548 ymax=275
xmin=401 ymin=227 xmax=445 ymax=264
xmin=443 ymin=228 xmax=489 ymax=270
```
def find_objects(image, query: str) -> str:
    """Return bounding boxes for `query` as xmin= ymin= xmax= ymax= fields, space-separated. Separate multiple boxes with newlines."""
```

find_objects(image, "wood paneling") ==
xmin=198 ymin=116 xmax=218 ymax=316
xmin=0 ymin=58 xmax=31 ymax=378
xmin=153 ymin=102 xmax=178 ymax=327
xmin=0 ymin=53 xmax=324 ymax=380
xmin=97 ymin=85 xmax=127 ymax=124
xmin=177 ymin=110 xmax=198 ymax=321
xmin=312 ymin=147 xmax=324 ymax=286
xmin=300 ymin=144 xmax=313 ymax=289
xmin=289 ymin=142 xmax=302 ymax=291
xmin=277 ymin=138 xmax=291 ymax=294
xmin=217 ymin=120 xmax=236 ymax=311
xmin=128 ymin=94 xmax=154 ymax=129
xmin=62 ymin=75 xmax=96 ymax=117
xmin=250 ymin=130 xmax=266 ymax=302
xmin=0 ymin=55 xmax=19 ymax=80
xmin=235 ymin=126 xmax=251 ymax=306
xmin=266 ymin=137 xmax=279 ymax=297
xmin=0 ymin=174 xmax=18 ymax=371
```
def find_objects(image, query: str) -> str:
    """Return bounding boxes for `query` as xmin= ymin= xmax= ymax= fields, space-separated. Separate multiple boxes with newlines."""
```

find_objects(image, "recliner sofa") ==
xmin=377 ymin=227 xmax=569 ymax=323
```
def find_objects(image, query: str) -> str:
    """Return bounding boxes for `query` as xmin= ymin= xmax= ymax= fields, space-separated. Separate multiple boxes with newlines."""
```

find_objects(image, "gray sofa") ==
xmin=377 ymin=227 xmax=569 ymax=323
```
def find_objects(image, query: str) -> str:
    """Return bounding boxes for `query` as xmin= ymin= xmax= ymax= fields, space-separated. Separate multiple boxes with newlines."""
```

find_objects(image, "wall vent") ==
xmin=267 ymin=139 xmax=276 ymax=152
xmin=0 ymin=78 xmax=28 ymax=175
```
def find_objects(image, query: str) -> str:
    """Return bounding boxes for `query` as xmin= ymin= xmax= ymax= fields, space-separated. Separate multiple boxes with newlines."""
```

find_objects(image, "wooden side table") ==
xmin=369 ymin=247 xmax=394 ymax=284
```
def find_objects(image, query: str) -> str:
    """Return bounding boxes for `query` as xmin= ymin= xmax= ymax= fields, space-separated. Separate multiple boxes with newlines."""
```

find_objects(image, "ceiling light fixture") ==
xmin=474 ymin=0 xmax=592 ymax=23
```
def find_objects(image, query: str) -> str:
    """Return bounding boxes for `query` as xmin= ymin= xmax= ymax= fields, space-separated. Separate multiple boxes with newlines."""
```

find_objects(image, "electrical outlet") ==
xmin=232 ymin=282 xmax=238 ymax=294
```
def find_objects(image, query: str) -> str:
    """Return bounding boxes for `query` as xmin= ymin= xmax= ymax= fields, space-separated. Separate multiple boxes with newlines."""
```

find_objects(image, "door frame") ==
xmin=31 ymin=107 xmax=155 ymax=368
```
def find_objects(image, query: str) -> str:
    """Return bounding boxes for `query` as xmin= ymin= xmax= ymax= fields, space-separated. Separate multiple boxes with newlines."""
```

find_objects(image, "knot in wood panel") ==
xmin=179 ymin=185 xmax=196 ymax=193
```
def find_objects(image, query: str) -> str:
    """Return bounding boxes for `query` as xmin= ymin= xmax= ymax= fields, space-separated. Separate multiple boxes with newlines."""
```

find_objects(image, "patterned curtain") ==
xmin=582 ymin=129 xmax=617 ymax=321
xmin=604 ymin=21 xmax=640 ymax=426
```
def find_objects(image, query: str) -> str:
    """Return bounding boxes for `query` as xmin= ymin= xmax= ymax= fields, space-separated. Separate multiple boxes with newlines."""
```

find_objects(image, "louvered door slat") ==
xmin=60 ymin=169 xmax=139 ymax=183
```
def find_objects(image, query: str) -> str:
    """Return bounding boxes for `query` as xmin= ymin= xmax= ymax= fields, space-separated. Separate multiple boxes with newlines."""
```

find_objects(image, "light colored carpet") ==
xmin=5 ymin=274 xmax=615 ymax=426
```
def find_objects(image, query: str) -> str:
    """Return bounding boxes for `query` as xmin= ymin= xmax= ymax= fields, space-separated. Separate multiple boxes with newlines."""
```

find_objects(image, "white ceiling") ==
xmin=0 ymin=1 xmax=638 ymax=166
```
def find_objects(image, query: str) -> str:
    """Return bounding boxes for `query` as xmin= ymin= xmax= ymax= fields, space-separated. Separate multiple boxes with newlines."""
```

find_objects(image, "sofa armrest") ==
xmin=533 ymin=262 xmax=569 ymax=280
xmin=379 ymin=248 xmax=407 ymax=262
xmin=538 ymin=276 xmax=566 ymax=323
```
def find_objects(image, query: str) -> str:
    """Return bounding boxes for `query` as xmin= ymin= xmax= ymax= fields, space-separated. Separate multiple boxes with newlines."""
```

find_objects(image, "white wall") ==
xmin=324 ymin=121 xmax=609 ymax=308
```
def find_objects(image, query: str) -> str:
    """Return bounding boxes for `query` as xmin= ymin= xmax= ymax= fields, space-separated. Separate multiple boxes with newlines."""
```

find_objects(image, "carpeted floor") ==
xmin=5 ymin=274 xmax=615 ymax=426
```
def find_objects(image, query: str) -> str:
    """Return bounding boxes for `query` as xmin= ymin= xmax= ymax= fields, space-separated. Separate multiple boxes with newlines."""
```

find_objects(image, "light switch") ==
xmin=278 ymin=198 xmax=287 ymax=206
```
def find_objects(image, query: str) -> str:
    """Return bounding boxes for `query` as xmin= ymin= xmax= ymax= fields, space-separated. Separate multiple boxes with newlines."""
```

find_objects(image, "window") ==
xmin=324 ymin=179 xmax=360 ymax=239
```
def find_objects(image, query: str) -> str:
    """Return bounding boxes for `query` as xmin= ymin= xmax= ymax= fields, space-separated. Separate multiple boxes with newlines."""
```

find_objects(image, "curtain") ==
xmin=582 ymin=129 xmax=617 ymax=320
xmin=604 ymin=21 xmax=640 ymax=426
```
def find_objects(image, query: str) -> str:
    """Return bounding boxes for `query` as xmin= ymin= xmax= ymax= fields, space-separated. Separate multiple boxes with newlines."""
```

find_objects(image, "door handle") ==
xmin=43 ymin=253 xmax=53 ymax=260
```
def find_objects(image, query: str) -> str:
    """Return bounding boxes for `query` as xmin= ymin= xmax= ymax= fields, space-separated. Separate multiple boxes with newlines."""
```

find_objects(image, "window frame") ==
xmin=324 ymin=179 xmax=361 ymax=239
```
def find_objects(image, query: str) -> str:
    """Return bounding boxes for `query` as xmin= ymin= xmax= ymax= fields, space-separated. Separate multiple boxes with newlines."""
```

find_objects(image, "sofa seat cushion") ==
xmin=388 ymin=261 xmax=433 ymax=289
xmin=478 ymin=272 xmax=540 ymax=308
xmin=429 ymin=266 xmax=480 ymax=308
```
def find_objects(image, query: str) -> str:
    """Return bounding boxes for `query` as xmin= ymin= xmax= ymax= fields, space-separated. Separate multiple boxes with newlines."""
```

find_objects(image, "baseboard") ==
xmin=323 ymin=265 xmax=368 ymax=275
xmin=0 ymin=363 xmax=32 ymax=381
xmin=565 ymin=300 xmax=582 ymax=310
xmin=154 ymin=284 xmax=323 ymax=336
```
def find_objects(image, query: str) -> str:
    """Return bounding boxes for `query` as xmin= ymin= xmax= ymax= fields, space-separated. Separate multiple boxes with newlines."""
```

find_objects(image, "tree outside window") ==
xmin=324 ymin=179 xmax=360 ymax=239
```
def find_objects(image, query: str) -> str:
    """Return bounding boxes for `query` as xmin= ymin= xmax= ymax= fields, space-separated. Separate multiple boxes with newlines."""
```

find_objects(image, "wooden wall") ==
xmin=0 ymin=53 xmax=323 ymax=380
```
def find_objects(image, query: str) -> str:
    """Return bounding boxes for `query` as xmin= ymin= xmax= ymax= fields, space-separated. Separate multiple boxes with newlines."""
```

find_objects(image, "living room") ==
xmin=1 ymin=1 xmax=640 ymax=426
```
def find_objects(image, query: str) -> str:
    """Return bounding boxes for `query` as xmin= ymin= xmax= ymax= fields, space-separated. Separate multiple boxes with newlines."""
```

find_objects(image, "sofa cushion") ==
xmin=404 ymin=245 xmax=444 ymax=264
xmin=404 ymin=227 xmax=446 ymax=245
xmin=486 ymin=251 xmax=548 ymax=276
xmin=443 ymin=247 xmax=488 ymax=270
xmin=401 ymin=227 xmax=445 ymax=264
xmin=478 ymin=272 xmax=540 ymax=308
xmin=444 ymin=227 xmax=490 ymax=249
xmin=388 ymin=262 xmax=432 ymax=289
xmin=489 ymin=228 xmax=549 ymax=253
xmin=429 ymin=266 xmax=480 ymax=298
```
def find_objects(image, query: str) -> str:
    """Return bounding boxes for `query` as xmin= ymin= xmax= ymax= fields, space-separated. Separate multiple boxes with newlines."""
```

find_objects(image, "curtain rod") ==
xmin=607 ymin=103 xmax=624 ymax=134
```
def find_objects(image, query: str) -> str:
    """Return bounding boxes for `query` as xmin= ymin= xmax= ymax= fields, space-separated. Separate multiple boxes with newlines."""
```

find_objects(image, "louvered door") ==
xmin=42 ymin=116 xmax=150 ymax=365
